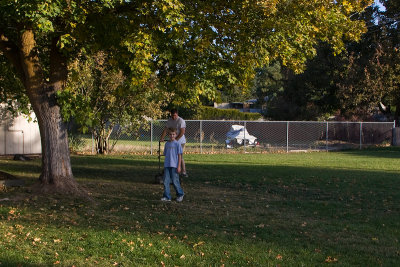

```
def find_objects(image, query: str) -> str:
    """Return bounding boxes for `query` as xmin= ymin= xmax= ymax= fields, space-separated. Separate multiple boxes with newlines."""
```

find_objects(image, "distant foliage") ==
xmin=195 ymin=106 xmax=262 ymax=121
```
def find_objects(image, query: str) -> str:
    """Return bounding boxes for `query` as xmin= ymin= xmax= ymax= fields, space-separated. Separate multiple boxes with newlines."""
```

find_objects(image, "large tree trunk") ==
xmin=95 ymin=134 xmax=109 ymax=154
xmin=17 ymin=30 xmax=81 ymax=194
xmin=34 ymin=88 xmax=79 ymax=193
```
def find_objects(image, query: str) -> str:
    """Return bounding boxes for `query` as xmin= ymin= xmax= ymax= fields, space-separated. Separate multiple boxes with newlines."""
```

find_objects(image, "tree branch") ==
xmin=20 ymin=29 xmax=44 ymax=92
xmin=49 ymin=35 xmax=68 ymax=90
xmin=0 ymin=30 xmax=26 ymax=85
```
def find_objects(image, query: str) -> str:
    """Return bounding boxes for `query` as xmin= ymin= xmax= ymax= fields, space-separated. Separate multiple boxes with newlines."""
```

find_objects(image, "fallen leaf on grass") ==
xmin=276 ymin=254 xmax=282 ymax=260
xmin=193 ymin=241 xmax=205 ymax=248
xmin=160 ymin=250 xmax=169 ymax=257
xmin=325 ymin=256 xmax=338 ymax=263
xmin=180 ymin=254 xmax=185 ymax=259
xmin=14 ymin=224 xmax=24 ymax=229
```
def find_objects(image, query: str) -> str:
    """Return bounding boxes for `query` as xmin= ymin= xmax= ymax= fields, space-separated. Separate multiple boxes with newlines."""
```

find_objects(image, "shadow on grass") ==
xmin=0 ymin=259 xmax=39 ymax=267
xmin=2 ymin=152 xmax=400 ymax=187
xmin=339 ymin=146 xmax=400 ymax=159
xmin=0 ymin=159 xmax=41 ymax=175
xmin=0 ymin=155 xmax=160 ymax=184
xmin=71 ymin=156 xmax=161 ymax=184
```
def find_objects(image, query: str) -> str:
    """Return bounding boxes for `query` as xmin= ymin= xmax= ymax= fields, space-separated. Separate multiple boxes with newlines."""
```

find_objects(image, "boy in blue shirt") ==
xmin=161 ymin=128 xmax=185 ymax=202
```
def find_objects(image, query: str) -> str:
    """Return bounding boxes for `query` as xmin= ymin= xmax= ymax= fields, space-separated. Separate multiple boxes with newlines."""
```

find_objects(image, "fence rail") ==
xmin=77 ymin=120 xmax=395 ymax=154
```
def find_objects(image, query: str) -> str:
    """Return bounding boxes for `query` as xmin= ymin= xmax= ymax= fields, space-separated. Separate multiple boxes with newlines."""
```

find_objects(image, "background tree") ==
xmin=252 ymin=62 xmax=284 ymax=115
xmin=375 ymin=0 xmax=400 ymax=122
xmin=0 ymin=0 xmax=372 ymax=194
xmin=254 ymin=43 xmax=349 ymax=120
xmin=260 ymin=1 xmax=400 ymax=122
xmin=337 ymin=45 xmax=392 ymax=120
xmin=335 ymin=1 xmax=400 ymax=121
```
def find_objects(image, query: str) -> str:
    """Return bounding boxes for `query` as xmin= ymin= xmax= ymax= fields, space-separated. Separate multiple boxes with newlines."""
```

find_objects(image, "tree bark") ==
xmin=4 ymin=29 xmax=82 ymax=194
xmin=94 ymin=130 xmax=109 ymax=154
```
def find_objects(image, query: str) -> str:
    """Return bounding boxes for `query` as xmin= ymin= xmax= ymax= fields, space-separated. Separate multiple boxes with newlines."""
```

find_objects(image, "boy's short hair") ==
xmin=170 ymin=108 xmax=178 ymax=114
xmin=168 ymin=127 xmax=177 ymax=133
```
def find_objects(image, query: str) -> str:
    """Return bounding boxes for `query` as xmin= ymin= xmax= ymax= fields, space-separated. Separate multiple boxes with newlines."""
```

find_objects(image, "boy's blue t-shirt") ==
xmin=164 ymin=140 xmax=183 ymax=168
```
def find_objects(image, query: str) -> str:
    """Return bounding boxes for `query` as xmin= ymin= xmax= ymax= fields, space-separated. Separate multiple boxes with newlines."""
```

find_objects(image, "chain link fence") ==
xmin=76 ymin=120 xmax=395 ymax=154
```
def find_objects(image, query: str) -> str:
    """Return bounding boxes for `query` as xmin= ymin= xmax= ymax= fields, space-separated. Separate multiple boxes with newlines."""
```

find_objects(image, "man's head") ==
xmin=170 ymin=109 xmax=178 ymax=120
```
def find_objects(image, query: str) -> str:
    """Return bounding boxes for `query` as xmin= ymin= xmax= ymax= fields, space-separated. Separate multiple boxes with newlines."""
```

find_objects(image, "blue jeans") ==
xmin=163 ymin=167 xmax=184 ymax=200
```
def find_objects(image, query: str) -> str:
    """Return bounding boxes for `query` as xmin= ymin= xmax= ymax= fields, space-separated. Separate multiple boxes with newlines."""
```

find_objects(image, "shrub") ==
xmin=68 ymin=134 xmax=86 ymax=152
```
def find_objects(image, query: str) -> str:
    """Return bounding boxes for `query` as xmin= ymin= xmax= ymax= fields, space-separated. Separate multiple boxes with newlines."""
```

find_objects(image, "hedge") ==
xmin=195 ymin=106 xmax=262 ymax=120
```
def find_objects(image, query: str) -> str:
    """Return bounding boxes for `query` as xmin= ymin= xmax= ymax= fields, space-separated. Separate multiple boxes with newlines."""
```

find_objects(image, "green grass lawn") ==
xmin=0 ymin=148 xmax=399 ymax=266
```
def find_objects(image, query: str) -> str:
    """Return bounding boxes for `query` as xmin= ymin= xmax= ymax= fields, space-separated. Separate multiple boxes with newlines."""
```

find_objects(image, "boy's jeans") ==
xmin=163 ymin=167 xmax=184 ymax=200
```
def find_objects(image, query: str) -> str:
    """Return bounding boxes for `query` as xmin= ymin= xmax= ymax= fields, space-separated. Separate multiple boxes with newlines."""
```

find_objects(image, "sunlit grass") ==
xmin=0 ymin=147 xmax=399 ymax=266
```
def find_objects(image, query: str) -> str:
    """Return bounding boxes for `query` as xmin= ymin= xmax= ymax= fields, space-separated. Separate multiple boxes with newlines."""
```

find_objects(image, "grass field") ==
xmin=0 ymin=148 xmax=399 ymax=266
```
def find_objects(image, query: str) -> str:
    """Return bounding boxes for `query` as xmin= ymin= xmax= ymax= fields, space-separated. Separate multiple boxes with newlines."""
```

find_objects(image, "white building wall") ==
xmin=0 ymin=108 xmax=41 ymax=155
xmin=0 ymin=123 xmax=5 ymax=155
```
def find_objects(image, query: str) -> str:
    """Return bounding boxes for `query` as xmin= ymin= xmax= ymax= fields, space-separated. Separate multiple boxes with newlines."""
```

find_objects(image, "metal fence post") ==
xmin=200 ymin=120 xmax=203 ymax=154
xmin=286 ymin=121 xmax=289 ymax=153
xmin=150 ymin=120 xmax=153 ymax=155
xmin=244 ymin=121 xmax=247 ymax=153
xmin=4 ymin=121 xmax=6 ymax=155
xmin=326 ymin=121 xmax=329 ymax=152
xmin=360 ymin=122 xmax=363 ymax=149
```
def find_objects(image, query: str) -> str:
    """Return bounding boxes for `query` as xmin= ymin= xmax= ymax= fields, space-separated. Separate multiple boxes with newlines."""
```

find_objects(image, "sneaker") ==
xmin=176 ymin=195 xmax=184 ymax=202
xmin=161 ymin=197 xmax=171 ymax=202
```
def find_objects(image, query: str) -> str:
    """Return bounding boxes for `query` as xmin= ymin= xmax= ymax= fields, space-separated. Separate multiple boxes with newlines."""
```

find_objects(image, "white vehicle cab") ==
xmin=225 ymin=125 xmax=258 ymax=148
